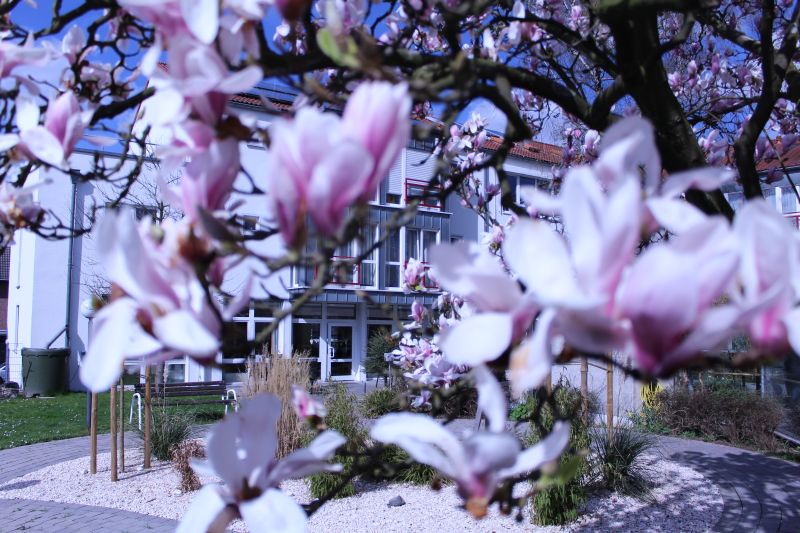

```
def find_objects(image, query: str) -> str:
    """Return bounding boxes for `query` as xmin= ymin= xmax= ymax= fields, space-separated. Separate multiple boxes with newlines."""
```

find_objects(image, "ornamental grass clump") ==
xmin=246 ymin=354 xmax=310 ymax=458
xmin=590 ymin=425 xmax=656 ymax=500
xmin=308 ymin=384 xmax=366 ymax=499
xmin=141 ymin=405 xmax=195 ymax=461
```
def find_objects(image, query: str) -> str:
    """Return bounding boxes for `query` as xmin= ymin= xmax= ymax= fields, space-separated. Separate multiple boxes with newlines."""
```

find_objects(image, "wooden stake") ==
xmin=580 ymin=357 xmax=589 ymax=425
xmin=545 ymin=369 xmax=552 ymax=394
xmin=119 ymin=379 xmax=125 ymax=472
xmin=90 ymin=392 xmax=97 ymax=475
xmin=110 ymin=384 xmax=118 ymax=482
xmin=606 ymin=355 xmax=614 ymax=435
xmin=144 ymin=365 xmax=151 ymax=469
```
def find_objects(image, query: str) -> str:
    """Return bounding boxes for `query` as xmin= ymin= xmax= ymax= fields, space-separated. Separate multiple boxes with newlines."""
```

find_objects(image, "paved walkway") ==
xmin=0 ymin=433 xmax=177 ymax=532
xmin=658 ymin=436 xmax=800 ymax=533
xmin=1 ymin=431 xmax=800 ymax=531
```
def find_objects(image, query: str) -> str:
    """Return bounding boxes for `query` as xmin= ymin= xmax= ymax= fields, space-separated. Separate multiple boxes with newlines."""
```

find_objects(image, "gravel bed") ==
xmin=0 ymin=449 xmax=722 ymax=532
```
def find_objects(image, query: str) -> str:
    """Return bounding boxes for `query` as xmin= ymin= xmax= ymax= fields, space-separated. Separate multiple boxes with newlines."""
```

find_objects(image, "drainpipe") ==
xmin=48 ymin=177 xmax=78 ymax=351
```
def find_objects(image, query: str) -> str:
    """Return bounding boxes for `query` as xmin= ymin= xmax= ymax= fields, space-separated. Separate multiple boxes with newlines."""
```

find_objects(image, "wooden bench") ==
xmin=129 ymin=380 xmax=238 ymax=429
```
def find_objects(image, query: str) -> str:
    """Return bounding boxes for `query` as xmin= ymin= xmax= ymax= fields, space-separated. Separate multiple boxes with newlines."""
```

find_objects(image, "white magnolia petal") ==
xmin=239 ymin=489 xmax=307 ymax=533
xmin=510 ymin=309 xmax=556 ymax=397
xmin=472 ymin=365 xmax=507 ymax=432
xmin=216 ymin=65 xmax=264 ymax=94
xmin=0 ymin=134 xmax=20 ymax=152
xmin=151 ymin=310 xmax=219 ymax=357
xmin=80 ymin=299 xmax=139 ymax=392
xmin=660 ymin=167 xmax=734 ymax=199
xmin=504 ymin=218 xmax=582 ymax=305
xmin=440 ymin=312 xmax=513 ymax=365
xmin=370 ymin=413 xmax=466 ymax=480
xmin=498 ymin=421 xmax=571 ymax=479
xmin=646 ymin=198 xmax=707 ymax=234
xmin=181 ymin=0 xmax=219 ymax=44
xmin=176 ymin=485 xmax=234 ymax=533
xmin=519 ymin=186 xmax=561 ymax=216
xmin=19 ymin=128 xmax=65 ymax=167
xmin=15 ymin=94 xmax=40 ymax=131
xmin=267 ymin=430 xmax=346 ymax=484
xmin=783 ymin=308 xmax=800 ymax=354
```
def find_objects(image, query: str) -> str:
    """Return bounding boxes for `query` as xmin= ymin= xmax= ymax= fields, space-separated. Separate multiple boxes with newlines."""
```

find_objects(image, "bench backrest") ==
xmin=134 ymin=380 xmax=228 ymax=398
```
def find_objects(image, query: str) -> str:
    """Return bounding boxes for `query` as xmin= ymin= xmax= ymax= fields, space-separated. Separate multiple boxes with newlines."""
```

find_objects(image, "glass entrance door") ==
xmin=327 ymin=324 xmax=353 ymax=380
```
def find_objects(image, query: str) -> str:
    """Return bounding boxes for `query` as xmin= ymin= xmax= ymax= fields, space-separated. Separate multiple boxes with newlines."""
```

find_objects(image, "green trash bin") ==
xmin=21 ymin=348 xmax=70 ymax=397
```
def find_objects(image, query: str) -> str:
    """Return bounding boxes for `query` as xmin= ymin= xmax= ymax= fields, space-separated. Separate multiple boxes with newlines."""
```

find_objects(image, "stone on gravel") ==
xmin=387 ymin=495 xmax=405 ymax=507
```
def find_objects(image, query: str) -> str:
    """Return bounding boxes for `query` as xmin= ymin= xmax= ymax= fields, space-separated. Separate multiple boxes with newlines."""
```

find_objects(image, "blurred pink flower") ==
xmin=179 ymin=394 xmax=344 ymax=533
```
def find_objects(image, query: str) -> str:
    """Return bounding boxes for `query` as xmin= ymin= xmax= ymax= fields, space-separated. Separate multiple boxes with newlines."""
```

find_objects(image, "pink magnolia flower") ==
xmin=159 ymin=124 xmax=241 ymax=221
xmin=0 ymin=182 xmax=43 ymax=244
xmin=179 ymin=394 xmax=344 ymax=533
xmin=341 ymin=81 xmax=412 ymax=202
xmin=0 ymin=92 xmax=92 ymax=168
xmin=119 ymin=0 xmax=219 ymax=44
xmin=291 ymin=385 xmax=327 ymax=420
xmin=618 ymin=218 xmax=740 ymax=376
xmin=143 ymin=35 xmax=262 ymax=126
xmin=430 ymin=241 xmax=538 ymax=367
xmin=266 ymin=82 xmax=410 ymax=244
xmin=402 ymin=257 xmax=428 ymax=292
xmin=0 ymin=35 xmax=49 ymax=79
xmin=732 ymin=200 xmax=800 ymax=354
xmin=266 ymin=107 xmax=372 ymax=243
xmin=79 ymin=210 xmax=250 ymax=391
xmin=371 ymin=368 xmax=570 ymax=518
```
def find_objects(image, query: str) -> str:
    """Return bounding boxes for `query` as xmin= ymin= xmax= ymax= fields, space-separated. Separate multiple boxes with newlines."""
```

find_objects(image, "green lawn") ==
xmin=0 ymin=391 xmax=227 ymax=450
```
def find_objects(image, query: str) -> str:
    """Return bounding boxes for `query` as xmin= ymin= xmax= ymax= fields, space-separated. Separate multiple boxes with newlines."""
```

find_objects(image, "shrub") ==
xmin=590 ymin=426 xmax=656 ymax=500
xmin=141 ymin=406 xmax=194 ymax=461
xmin=246 ymin=354 xmax=310 ymax=458
xmin=361 ymin=388 xmax=401 ymax=419
xmin=365 ymin=328 xmax=396 ymax=379
xmin=789 ymin=404 xmax=800 ymax=436
xmin=368 ymin=444 xmax=438 ymax=486
xmin=651 ymin=386 xmax=783 ymax=450
xmin=308 ymin=384 xmax=366 ymax=500
xmin=526 ymin=381 xmax=591 ymax=526
xmin=171 ymin=439 xmax=205 ymax=492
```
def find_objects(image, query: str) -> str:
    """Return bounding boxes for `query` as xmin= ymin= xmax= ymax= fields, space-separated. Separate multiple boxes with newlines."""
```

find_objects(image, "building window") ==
xmin=383 ymin=227 xmax=439 ymax=289
xmin=502 ymin=174 xmax=550 ymax=213
xmin=384 ymin=229 xmax=401 ymax=288
xmin=292 ymin=322 xmax=321 ymax=381
xmin=134 ymin=205 xmax=158 ymax=221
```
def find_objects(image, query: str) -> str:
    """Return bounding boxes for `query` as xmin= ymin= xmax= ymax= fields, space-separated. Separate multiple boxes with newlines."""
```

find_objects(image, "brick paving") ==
xmin=658 ymin=436 xmax=800 ymax=533
xmin=0 ymin=433 xmax=177 ymax=532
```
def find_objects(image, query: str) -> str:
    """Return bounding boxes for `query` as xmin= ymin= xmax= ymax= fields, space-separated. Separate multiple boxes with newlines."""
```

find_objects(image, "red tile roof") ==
xmin=758 ymin=141 xmax=800 ymax=172
xmin=482 ymin=135 xmax=564 ymax=164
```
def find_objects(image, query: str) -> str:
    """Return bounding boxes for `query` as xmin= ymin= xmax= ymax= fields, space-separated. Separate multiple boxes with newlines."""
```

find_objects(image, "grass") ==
xmin=0 ymin=391 xmax=226 ymax=450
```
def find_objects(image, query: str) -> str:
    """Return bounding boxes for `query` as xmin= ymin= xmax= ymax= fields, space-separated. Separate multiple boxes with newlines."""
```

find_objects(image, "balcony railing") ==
xmin=405 ymin=178 xmax=443 ymax=209
xmin=785 ymin=211 xmax=800 ymax=229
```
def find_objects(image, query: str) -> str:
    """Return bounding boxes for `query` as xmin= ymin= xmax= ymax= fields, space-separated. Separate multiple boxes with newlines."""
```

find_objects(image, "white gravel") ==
xmin=0 ymin=450 xmax=722 ymax=532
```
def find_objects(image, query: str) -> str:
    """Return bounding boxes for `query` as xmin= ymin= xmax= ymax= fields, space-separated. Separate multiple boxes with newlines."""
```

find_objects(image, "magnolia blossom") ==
xmin=159 ymin=123 xmax=241 ymax=221
xmin=265 ymin=81 xmax=410 ymax=244
xmin=371 ymin=368 xmax=570 ymax=518
xmin=119 ymin=0 xmax=219 ymax=44
xmin=0 ymin=182 xmax=43 ymax=243
xmin=431 ymin=241 xmax=537 ymax=366
xmin=402 ymin=257 xmax=428 ymax=292
xmin=0 ymin=92 xmax=92 ymax=168
xmin=292 ymin=385 xmax=327 ymax=421
xmin=619 ymin=218 xmax=740 ymax=375
xmin=732 ymin=200 xmax=800 ymax=355
xmin=143 ymin=35 xmax=262 ymax=126
xmin=179 ymin=394 xmax=345 ymax=533
xmin=0 ymin=35 xmax=50 ymax=79
xmin=80 ymin=210 xmax=249 ymax=391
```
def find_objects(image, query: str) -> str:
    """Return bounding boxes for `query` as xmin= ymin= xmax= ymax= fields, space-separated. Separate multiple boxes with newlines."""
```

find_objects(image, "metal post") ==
xmin=110 ymin=384 xmax=118 ymax=482
xmin=90 ymin=392 xmax=97 ymax=474
xmin=580 ymin=357 xmax=589 ymax=425
xmin=119 ymin=379 xmax=125 ymax=472
xmin=144 ymin=365 xmax=151 ymax=469
xmin=606 ymin=355 xmax=613 ymax=435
